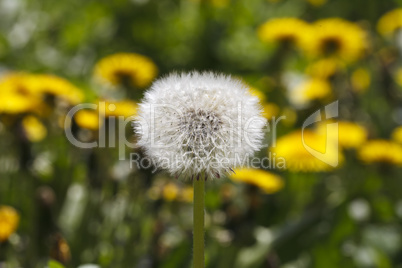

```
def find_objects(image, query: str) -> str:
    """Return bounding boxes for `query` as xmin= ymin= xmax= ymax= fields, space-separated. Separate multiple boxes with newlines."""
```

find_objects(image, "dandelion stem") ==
xmin=193 ymin=175 xmax=205 ymax=268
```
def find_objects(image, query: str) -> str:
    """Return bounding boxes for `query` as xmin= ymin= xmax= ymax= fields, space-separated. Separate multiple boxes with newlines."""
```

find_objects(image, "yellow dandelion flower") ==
xmin=0 ymin=73 xmax=83 ymax=105
xmin=0 ymin=73 xmax=39 ymax=114
xmin=0 ymin=92 xmax=37 ymax=114
xmin=305 ymin=18 xmax=367 ymax=62
xmin=358 ymin=140 xmax=402 ymax=165
xmin=306 ymin=58 xmax=343 ymax=79
xmin=162 ymin=182 xmax=180 ymax=201
xmin=100 ymin=100 xmax=138 ymax=118
xmin=257 ymin=18 xmax=312 ymax=49
xmin=377 ymin=9 xmax=402 ymax=37
xmin=0 ymin=205 xmax=20 ymax=242
xmin=75 ymin=110 xmax=101 ymax=130
xmin=271 ymin=129 xmax=343 ymax=172
xmin=391 ymin=127 xmax=402 ymax=144
xmin=336 ymin=121 xmax=367 ymax=149
xmin=230 ymin=168 xmax=283 ymax=194
xmin=249 ymin=87 xmax=267 ymax=102
xmin=0 ymin=73 xmax=31 ymax=95
xmin=263 ymin=103 xmax=280 ymax=119
xmin=22 ymin=116 xmax=47 ymax=142
xmin=298 ymin=78 xmax=332 ymax=101
xmin=179 ymin=186 xmax=194 ymax=203
xmin=28 ymin=74 xmax=84 ymax=105
xmin=351 ymin=68 xmax=371 ymax=93
xmin=317 ymin=121 xmax=367 ymax=149
xmin=0 ymin=73 xmax=53 ymax=116
xmin=289 ymin=78 xmax=331 ymax=107
xmin=94 ymin=53 xmax=158 ymax=89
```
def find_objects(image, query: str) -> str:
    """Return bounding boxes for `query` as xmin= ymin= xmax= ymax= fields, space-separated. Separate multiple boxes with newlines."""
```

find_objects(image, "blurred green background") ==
xmin=1 ymin=0 xmax=402 ymax=267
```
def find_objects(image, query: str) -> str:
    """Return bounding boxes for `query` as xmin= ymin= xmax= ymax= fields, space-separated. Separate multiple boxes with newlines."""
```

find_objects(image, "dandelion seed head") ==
xmin=134 ymin=72 xmax=266 ymax=179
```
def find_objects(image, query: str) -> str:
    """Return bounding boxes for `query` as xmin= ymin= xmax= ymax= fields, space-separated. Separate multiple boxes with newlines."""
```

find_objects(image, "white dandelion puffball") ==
xmin=134 ymin=72 xmax=266 ymax=179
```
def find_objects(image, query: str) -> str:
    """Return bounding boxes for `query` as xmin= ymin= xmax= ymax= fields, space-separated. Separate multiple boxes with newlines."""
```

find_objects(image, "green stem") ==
xmin=193 ymin=176 xmax=205 ymax=268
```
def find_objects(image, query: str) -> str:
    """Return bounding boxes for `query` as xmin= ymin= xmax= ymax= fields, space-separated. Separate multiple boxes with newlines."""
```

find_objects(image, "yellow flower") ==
xmin=0 ymin=73 xmax=31 ymax=94
xmin=306 ymin=58 xmax=343 ymax=79
xmin=257 ymin=18 xmax=312 ymax=49
xmin=22 ymin=116 xmax=47 ymax=142
xmin=351 ymin=68 xmax=371 ymax=93
xmin=162 ymin=182 xmax=180 ymax=201
xmin=263 ymin=103 xmax=280 ymax=119
xmin=230 ymin=168 xmax=283 ymax=194
xmin=317 ymin=121 xmax=367 ymax=149
xmin=337 ymin=121 xmax=367 ymax=149
xmin=288 ymin=78 xmax=332 ymax=107
xmin=148 ymin=181 xmax=194 ymax=203
xmin=99 ymin=100 xmax=138 ymax=118
xmin=305 ymin=18 xmax=367 ymax=62
xmin=249 ymin=87 xmax=267 ymax=102
xmin=179 ymin=186 xmax=194 ymax=203
xmin=298 ymin=78 xmax=331 ymax=101
xmin=0 ymin=73 xmax=39 ymax=114
xmin=28 ymin=74 xmax=84 ymax=105
xmin=75 ymin=110 xmax=101 ymax=130
xmin=94 ymin=53 xmax=158 ymax=89
xmin=358 ymin=140 xmax=402 ymax=165
xmin=391 ymin=127 xmax=402 ymax=144
xmin=0 ymin=206 xmax=19 ymax=242
xmin=271 ymin=129 xmax=343 ymax=172
xmin=0 ymin=73 xmax=83 ymax=106
xmin=377 ymin=9 xmax=402 ymax=37
xmin=0 ymin=92 xmax=37 ymax=114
